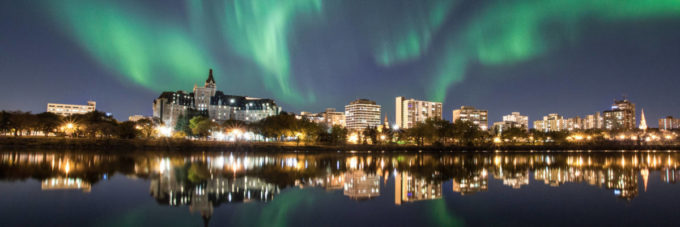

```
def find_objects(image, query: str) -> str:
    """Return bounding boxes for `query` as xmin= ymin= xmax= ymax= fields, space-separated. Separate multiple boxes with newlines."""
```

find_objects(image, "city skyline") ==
xmin=2 ymin=0 xmax=680 ymax=126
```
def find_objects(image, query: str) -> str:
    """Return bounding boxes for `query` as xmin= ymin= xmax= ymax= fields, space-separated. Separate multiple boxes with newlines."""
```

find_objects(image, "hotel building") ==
xmin=452 ymin=106 xmax=488 ymax=130
xmin=395 ymin=96 xmax=442 ymax=129
xmin=153 ymin=69 xmax=281 ymax=127
xmin=345 ymin=99 xmax=381 ymax=131
xmin=46 ymin=101 xmax=96 ymax=117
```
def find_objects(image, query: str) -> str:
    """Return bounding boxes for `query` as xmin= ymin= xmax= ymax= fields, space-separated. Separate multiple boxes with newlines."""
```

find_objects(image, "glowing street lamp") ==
xmin=157 ymin=126 xmax=172 ymax=137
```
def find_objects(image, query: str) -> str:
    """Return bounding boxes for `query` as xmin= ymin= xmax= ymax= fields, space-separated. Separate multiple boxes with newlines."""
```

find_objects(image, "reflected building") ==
xmin=496 ymin=171 xmax=530 ymax=189
xmin=394 ymin=172 xmax=442 ymax=205
xmin=343 ymin=170 xmax=380 ymax=200
xmin=661 ymin=168 xmax=680 ymax=184
xmin=41 ymin=177 xmax=91 ymax=192
xmin=452 ymin=170 xmax=489 ymax=195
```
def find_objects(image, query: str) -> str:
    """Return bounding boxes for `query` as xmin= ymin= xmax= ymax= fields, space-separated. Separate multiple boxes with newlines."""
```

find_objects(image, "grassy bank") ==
xmin=2 ymin=136 xmax=680 ymax=153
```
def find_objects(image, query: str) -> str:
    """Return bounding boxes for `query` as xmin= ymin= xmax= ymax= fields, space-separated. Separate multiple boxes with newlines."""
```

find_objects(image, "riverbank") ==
xmin=2 ymin=136 xmax=680 ymax=153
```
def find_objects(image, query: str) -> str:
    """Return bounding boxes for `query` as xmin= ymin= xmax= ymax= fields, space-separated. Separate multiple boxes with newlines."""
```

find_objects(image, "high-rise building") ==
xmin=345 ymin=99 xmax=381 ymax=131
xmin=153 ymin=69 xmax=281 ymax=127
xmin=534 ymin=113 xmax=566 ymax=132
xmin=395 ymin=96 xmax=443 ymax=129
xmin=659 ymin=116 xmax=680 ymax=130
xmin=603 ymin=98 xmax=636 ymax=130
xmin=47 ymin=101 xmax=96 ymax=117
xmin=452 ymin=106 xmax=488 ymax=130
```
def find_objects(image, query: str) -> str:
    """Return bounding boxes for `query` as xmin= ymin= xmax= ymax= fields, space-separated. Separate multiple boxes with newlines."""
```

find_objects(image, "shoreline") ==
xmin=1 ymin=136 xmax=680 ymax=153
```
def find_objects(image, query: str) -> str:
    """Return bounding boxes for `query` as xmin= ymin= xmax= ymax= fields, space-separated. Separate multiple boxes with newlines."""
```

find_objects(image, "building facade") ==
xmin=603 ymin=98 xmax=636 ymax=130
xmin=395 ymin=96 xmax=442 ymax=129
xmin=493 ymin=112 xmax=529 ymax=135
xmin=452 ymin=106 xmax=488 ymax=130
xmin=153 ymin=69 xmax=281 ymax=127
xmin=323 ymin=108 xmax=346 ymax=127
xmin=584 ymin=112 xmax=603 ymax=130
xmin=345 ymin=99 xmax=381 ymax=131
xmin=47 ymin=101 xmax=96 ymax=117
xmin=659 ymin=116 xmax=680 ymax=130
xmin=502 ymin=112 xmax=529 ymax=129
xmin=534 ymin=113 xmax=566 ymax=132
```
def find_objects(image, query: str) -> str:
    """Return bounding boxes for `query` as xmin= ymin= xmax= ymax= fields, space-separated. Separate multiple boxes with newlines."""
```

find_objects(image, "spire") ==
xmin=384 ymin=115 xmax=389 ymax=128
xmin=639 ymin=108 xmax=647 ymax=130
xmin=206 ymin=69 xmax=216 ymax=85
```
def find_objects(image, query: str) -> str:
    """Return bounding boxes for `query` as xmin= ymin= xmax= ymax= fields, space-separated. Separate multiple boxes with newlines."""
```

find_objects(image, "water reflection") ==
xmin=2 ymin=151 xmax=680 ymax=224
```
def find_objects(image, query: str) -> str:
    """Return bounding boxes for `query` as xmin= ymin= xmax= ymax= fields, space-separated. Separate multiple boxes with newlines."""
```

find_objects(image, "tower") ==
xmin=205 ymin=69 xmax=216 ymax=88
xmin=639 ymin=108 xmax=647 ymax=131
xmin=194 ymin=69 xmax=217 ymax=111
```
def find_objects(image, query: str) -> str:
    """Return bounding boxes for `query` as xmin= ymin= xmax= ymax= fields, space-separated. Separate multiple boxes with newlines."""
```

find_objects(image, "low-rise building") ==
xmin=47 ymin=101 xmax=96 ymax=117
xmin=128 ymin=115 xmax=152 ymax=122
xmin=452 ymin=106 xmax=488 ymax=130
xmin=659 ymin=116 xmax=680 ymax=130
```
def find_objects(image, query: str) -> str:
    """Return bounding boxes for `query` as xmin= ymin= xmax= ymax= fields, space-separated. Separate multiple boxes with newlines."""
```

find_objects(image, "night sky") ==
xmin=1 ymin=0 xmax=680 ymax=126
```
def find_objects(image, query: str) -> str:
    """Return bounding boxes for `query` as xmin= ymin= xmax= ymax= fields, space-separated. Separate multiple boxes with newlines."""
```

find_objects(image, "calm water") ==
xmin=2 ymin=151 xmax=680 ymax=227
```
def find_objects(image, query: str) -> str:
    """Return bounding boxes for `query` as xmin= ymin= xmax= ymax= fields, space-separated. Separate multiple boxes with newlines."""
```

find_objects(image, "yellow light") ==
xmin=66 ymin=123 xmax=74 ymax=129
xmin=348 ymin=133 xmax=359 ymax=143
xmin=493 ymin=137 xmax=502 ymax=143
xmin=157 ymin=126 xmax=172 ymax=137
xmin=380 ymin=135 xmax=386 ymax=140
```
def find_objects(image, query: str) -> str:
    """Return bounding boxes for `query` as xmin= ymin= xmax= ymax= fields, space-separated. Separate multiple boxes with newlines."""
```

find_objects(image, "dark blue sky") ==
xmin=1 ymin=0 xmax=679 ymax=127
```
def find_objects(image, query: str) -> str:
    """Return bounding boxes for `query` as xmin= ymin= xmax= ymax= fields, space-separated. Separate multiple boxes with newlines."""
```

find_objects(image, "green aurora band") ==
xmin=46 ymin=0 xmax=216 ymax=91
xmin=424 ymin=0 xmax=680 ymax=101
xmin=44 ymin=0 xmax=680 ymax=105
xmin=218 ymin=0 xmax=324 ymax=104
xmin=359 ymin=0 xmax=458 ymax=66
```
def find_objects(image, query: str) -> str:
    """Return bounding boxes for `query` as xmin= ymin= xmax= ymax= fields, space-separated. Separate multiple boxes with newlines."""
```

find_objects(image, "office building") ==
xmin=345 ymin=99 xmax=381 ymax=131
xmin=395 ymin=96 xmax=442 ymax=129
xmin=502 ymin=112 xmax=529 ymax=129
xmin=153 ymin=69 xmax=281 ymax=127
xmin=323 ymin=108 xmax=346 ymax=127
xmin=46 ymin=101 xmax=96 ymax=117
xmin=534 ymin=113 xmax=566 ymax=132
xmin=584 ymin=112 xmax=603 ymax=130
xmin=603 ymin=98 xmax=636 ymax=130
xmin=452 ymin=106 xmax=488 ymax=130
xmin=566 ymin=116 xmax=584 ymax=131
xmin=659 ymin=116 xmax=680 ymax=130
xmin=493 ymin=112 xmax=529 ymax=134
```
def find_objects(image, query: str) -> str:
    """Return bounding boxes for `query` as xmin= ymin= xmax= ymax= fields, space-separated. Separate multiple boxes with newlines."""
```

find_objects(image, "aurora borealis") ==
xmin=2 ymin=0 xmax=680 ymax=122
